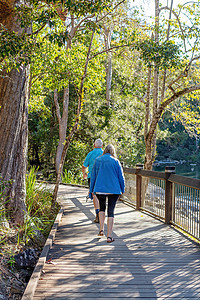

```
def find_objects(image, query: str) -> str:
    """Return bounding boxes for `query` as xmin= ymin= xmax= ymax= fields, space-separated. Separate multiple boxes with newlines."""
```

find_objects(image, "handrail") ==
xmin=123 ymin=167 xmax=166 ymax=180
xmin=123 ymin=166 xmax=200 ymax=189
xmin=123 ymin=165 xmax=200 ymax=241
xmin=169 ymin=174 xmax=200 ymax=190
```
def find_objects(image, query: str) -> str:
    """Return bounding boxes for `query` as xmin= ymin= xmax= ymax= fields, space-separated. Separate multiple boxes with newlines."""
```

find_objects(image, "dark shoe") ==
xmin=107 ymin=237 xmax=115 ymax=243
xmin=93 ymin=214 xmax=99 ymax=223
xmin=98 ymin=230 xmax=104 ymax=236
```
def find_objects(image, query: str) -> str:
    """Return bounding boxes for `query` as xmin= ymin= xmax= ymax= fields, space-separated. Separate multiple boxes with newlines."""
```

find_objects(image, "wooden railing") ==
xmin=122 ymin=164 xmax=200 ymax=241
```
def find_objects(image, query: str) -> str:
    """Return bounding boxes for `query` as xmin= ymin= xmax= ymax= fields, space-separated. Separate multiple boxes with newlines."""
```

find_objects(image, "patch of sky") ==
xmin=129 ymin=0 xmax=189 ymax=23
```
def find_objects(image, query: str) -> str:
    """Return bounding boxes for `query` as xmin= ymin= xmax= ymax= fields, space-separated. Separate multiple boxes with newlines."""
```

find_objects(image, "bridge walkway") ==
xmin=33 ymin=185 xmax=200 ymax=299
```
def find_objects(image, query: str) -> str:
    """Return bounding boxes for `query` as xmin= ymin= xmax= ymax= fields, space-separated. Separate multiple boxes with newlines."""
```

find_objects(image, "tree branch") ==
xmin=168 ymin=54 xmax=200 ymax=91
xmin=89 ymin=43 xmax=133 ymax=60
xmin=159 ymin=5 xmax=187 ymax=52
xmin=146 ymin=84 xmax=200 ymax=143
xmin=28 ymin=23 xmax=47 ymax=36
xmin=52 ymin=30 xmax=95 ymax=204
xmin=96 ymin=0 xmax=126 ymax=23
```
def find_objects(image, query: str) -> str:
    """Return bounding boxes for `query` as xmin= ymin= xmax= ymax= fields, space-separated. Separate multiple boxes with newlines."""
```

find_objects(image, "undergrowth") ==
xmin=62 ymin=169 xmax=86 ymax=185
xmin=0 ymin=167 xmax=60 ymax=298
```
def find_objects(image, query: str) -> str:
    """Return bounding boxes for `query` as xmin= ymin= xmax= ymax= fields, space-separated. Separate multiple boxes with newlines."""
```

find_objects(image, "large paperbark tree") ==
xmin=0 ymin=0 xmax=31 ymax=225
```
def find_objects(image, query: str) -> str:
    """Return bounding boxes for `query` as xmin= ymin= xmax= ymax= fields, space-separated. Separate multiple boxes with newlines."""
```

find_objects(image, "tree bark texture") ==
xmin=104 ymin=25 xmax=112 ymax=107
xmin=144 ymin=66 xmax=151 ymax=139
xmin=0 ymin=0 xmax=30 ymax=225
xmin=0 ymin=68 xmax=30 ymax=225
xmin=54 ymin=88 xmax=69 ymax=175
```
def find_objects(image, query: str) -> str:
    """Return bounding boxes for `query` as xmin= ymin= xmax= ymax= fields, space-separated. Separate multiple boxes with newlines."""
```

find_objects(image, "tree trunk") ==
xmin=0 ymin=0 xmax=31 ymax=225
xmin=104 ymin=25 xmax=112 ymax=107
xmin=54 ymin=88 xmax=69 ymax=175
xmin=52 ymin=30 xmax=95 ymax=205
xmin=144 ymin=0 xmax=159 ymax=170
xmin=144 ymin=66 xmax=151 ymax=139
xmin=54 ymin=13 xmax=75 ymax=175
xmin=160 ymin=0 xmax=173 ymax=104
xmin=0 ymin=67 xmax=30 ymax=225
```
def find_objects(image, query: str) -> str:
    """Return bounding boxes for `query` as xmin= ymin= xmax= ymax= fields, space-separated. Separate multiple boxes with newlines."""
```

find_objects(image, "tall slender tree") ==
xmin=141 ymin=0 xmax=200 ymax=169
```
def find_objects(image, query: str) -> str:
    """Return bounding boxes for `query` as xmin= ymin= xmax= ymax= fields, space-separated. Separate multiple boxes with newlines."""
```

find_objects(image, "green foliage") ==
xmin=25 ymin=167 xmax=59 ymax=238
xmin=28 ymin=93 xmax=58 ymax=170
xmin=156 ymin=110 xmax=200 ymax=162
xmin=7 ymin=255 xmax=16 ymax=268
xmin=0 ymin=24 xmax=34 ymax=70
xmin=26 ymin=166 xmax=38 ymax=202
xmin=26 ymin=0 xmax=200 ymax=176
xmin=0 ymin=177 xmax=12 ymax=224
xmin=97 ymin=105 xmax=114 ymax=129
xmin=4 ymin=166 xmax=59 ymax=245
xmin=135 ymin=40 xmax=182 ymax=69
xmin=172 ymin=96 xmax=200 ymax=136
xmin=56 ymin=0 xmax=112 ymax=15
xmin=30 ymin=28 xmax=105 ymax=93
xmin=30 ymin=0 xmax=113 ymax=15
xmin=64 ymin=140 xmax=88 ymax=173
xmin=0 ymin=0 xmax=113 ymax=71
xmin=0 ymin=168 xmax=60 ymax=278
xmin=62 ymin=169 xmax=84 ymax=185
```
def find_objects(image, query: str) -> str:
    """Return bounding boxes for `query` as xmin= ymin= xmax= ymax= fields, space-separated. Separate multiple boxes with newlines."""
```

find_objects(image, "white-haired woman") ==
xmin=89 ymin=144 xmax=125 ymax=243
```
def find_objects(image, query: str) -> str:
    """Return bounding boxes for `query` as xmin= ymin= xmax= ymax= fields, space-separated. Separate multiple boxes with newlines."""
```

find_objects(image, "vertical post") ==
xmin=165 ymin=166 xmax=175 ymax=224
xmin=136 ymin=164 xmax=144 ymax=210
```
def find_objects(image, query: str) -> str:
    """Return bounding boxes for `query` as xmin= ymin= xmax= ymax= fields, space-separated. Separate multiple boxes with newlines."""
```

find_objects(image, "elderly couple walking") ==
xmin=82 ymin=139 xmax=125 ymax=243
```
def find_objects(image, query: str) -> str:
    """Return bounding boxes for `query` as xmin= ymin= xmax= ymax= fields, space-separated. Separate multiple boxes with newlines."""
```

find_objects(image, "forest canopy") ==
xmin=27 ymin=0 xmax=200 ymax=176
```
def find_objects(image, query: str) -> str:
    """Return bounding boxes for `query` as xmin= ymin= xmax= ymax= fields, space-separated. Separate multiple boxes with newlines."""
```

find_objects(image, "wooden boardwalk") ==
xmin=33 ymin=185 xmax=200 ymax=299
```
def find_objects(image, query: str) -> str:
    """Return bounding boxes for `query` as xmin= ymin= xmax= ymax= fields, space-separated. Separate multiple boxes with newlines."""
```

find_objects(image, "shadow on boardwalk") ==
xmin=33 ymin=185 xmax=200 ymax=299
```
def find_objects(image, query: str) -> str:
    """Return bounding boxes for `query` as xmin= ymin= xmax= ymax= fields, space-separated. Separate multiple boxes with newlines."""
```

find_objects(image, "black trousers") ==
xmin=96 ymin=194 xmax=119 ymax=217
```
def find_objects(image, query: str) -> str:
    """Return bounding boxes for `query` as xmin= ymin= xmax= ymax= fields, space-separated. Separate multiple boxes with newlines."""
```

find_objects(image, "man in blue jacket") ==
xmin=82 ymin=138 xmax=103 ymax=223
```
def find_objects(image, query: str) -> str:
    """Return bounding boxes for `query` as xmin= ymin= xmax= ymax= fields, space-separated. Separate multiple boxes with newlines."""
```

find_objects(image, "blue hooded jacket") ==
xmin=89 ymin=153 xmax=125 ymax=197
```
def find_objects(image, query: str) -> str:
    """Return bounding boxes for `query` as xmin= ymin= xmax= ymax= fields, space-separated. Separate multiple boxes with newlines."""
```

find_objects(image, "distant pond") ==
xmin=153 ymin=163 xmax=200 ymax=180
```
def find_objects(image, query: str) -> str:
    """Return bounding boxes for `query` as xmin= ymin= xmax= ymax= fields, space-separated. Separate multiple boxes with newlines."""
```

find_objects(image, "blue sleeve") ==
xmin=83 ymin=152 xmax=91 ymax=167
xmin=89 ymin=158 xmax=100 ymax=193
xmin=89 ymin=160 xmax=96 ymax=193
xmin=117 ymin=161 xmax=125 ymax=193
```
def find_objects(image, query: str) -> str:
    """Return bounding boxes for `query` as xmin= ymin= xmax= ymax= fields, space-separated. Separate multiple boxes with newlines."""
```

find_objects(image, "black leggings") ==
xmin=96 ymin=194 xmax=119 ymax=218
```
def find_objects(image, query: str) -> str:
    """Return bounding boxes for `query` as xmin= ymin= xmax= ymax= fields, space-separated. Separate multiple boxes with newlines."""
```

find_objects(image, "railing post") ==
xmin=165 ymin=166 xmax=175 ymax=224
xmin=136 ymin=164 xmax=144 ymax=210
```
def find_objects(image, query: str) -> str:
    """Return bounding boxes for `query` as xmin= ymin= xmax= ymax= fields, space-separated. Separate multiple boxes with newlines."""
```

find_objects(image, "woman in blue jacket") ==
xmin=90 ymin=144 xmax=125 ymax=243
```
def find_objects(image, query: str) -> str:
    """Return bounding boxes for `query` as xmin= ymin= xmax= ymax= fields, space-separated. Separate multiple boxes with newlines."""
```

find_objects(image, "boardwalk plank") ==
xmin=33 ymin=291 xmax=200 ymax=298
xmin=32 ymin=185 xmax=200 ymax=300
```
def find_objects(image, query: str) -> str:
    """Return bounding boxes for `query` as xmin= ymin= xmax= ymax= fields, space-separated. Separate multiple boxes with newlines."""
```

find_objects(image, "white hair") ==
xmin=94 ymin=138 xmax=103 ymax=148
xmin=103 ymin=144 xmax=117 ymax=158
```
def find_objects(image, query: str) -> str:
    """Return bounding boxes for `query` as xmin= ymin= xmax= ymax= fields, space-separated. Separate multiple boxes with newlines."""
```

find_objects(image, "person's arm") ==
xmin=82 ymin=165 xmax=87 ymax=179
xmin=82 ymin=152 xmax=90 ymax=179
xmin=89 ymin=159 xmax=98 ymax=195
xmin=117 ymin=161 xmax=125 ymax=193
